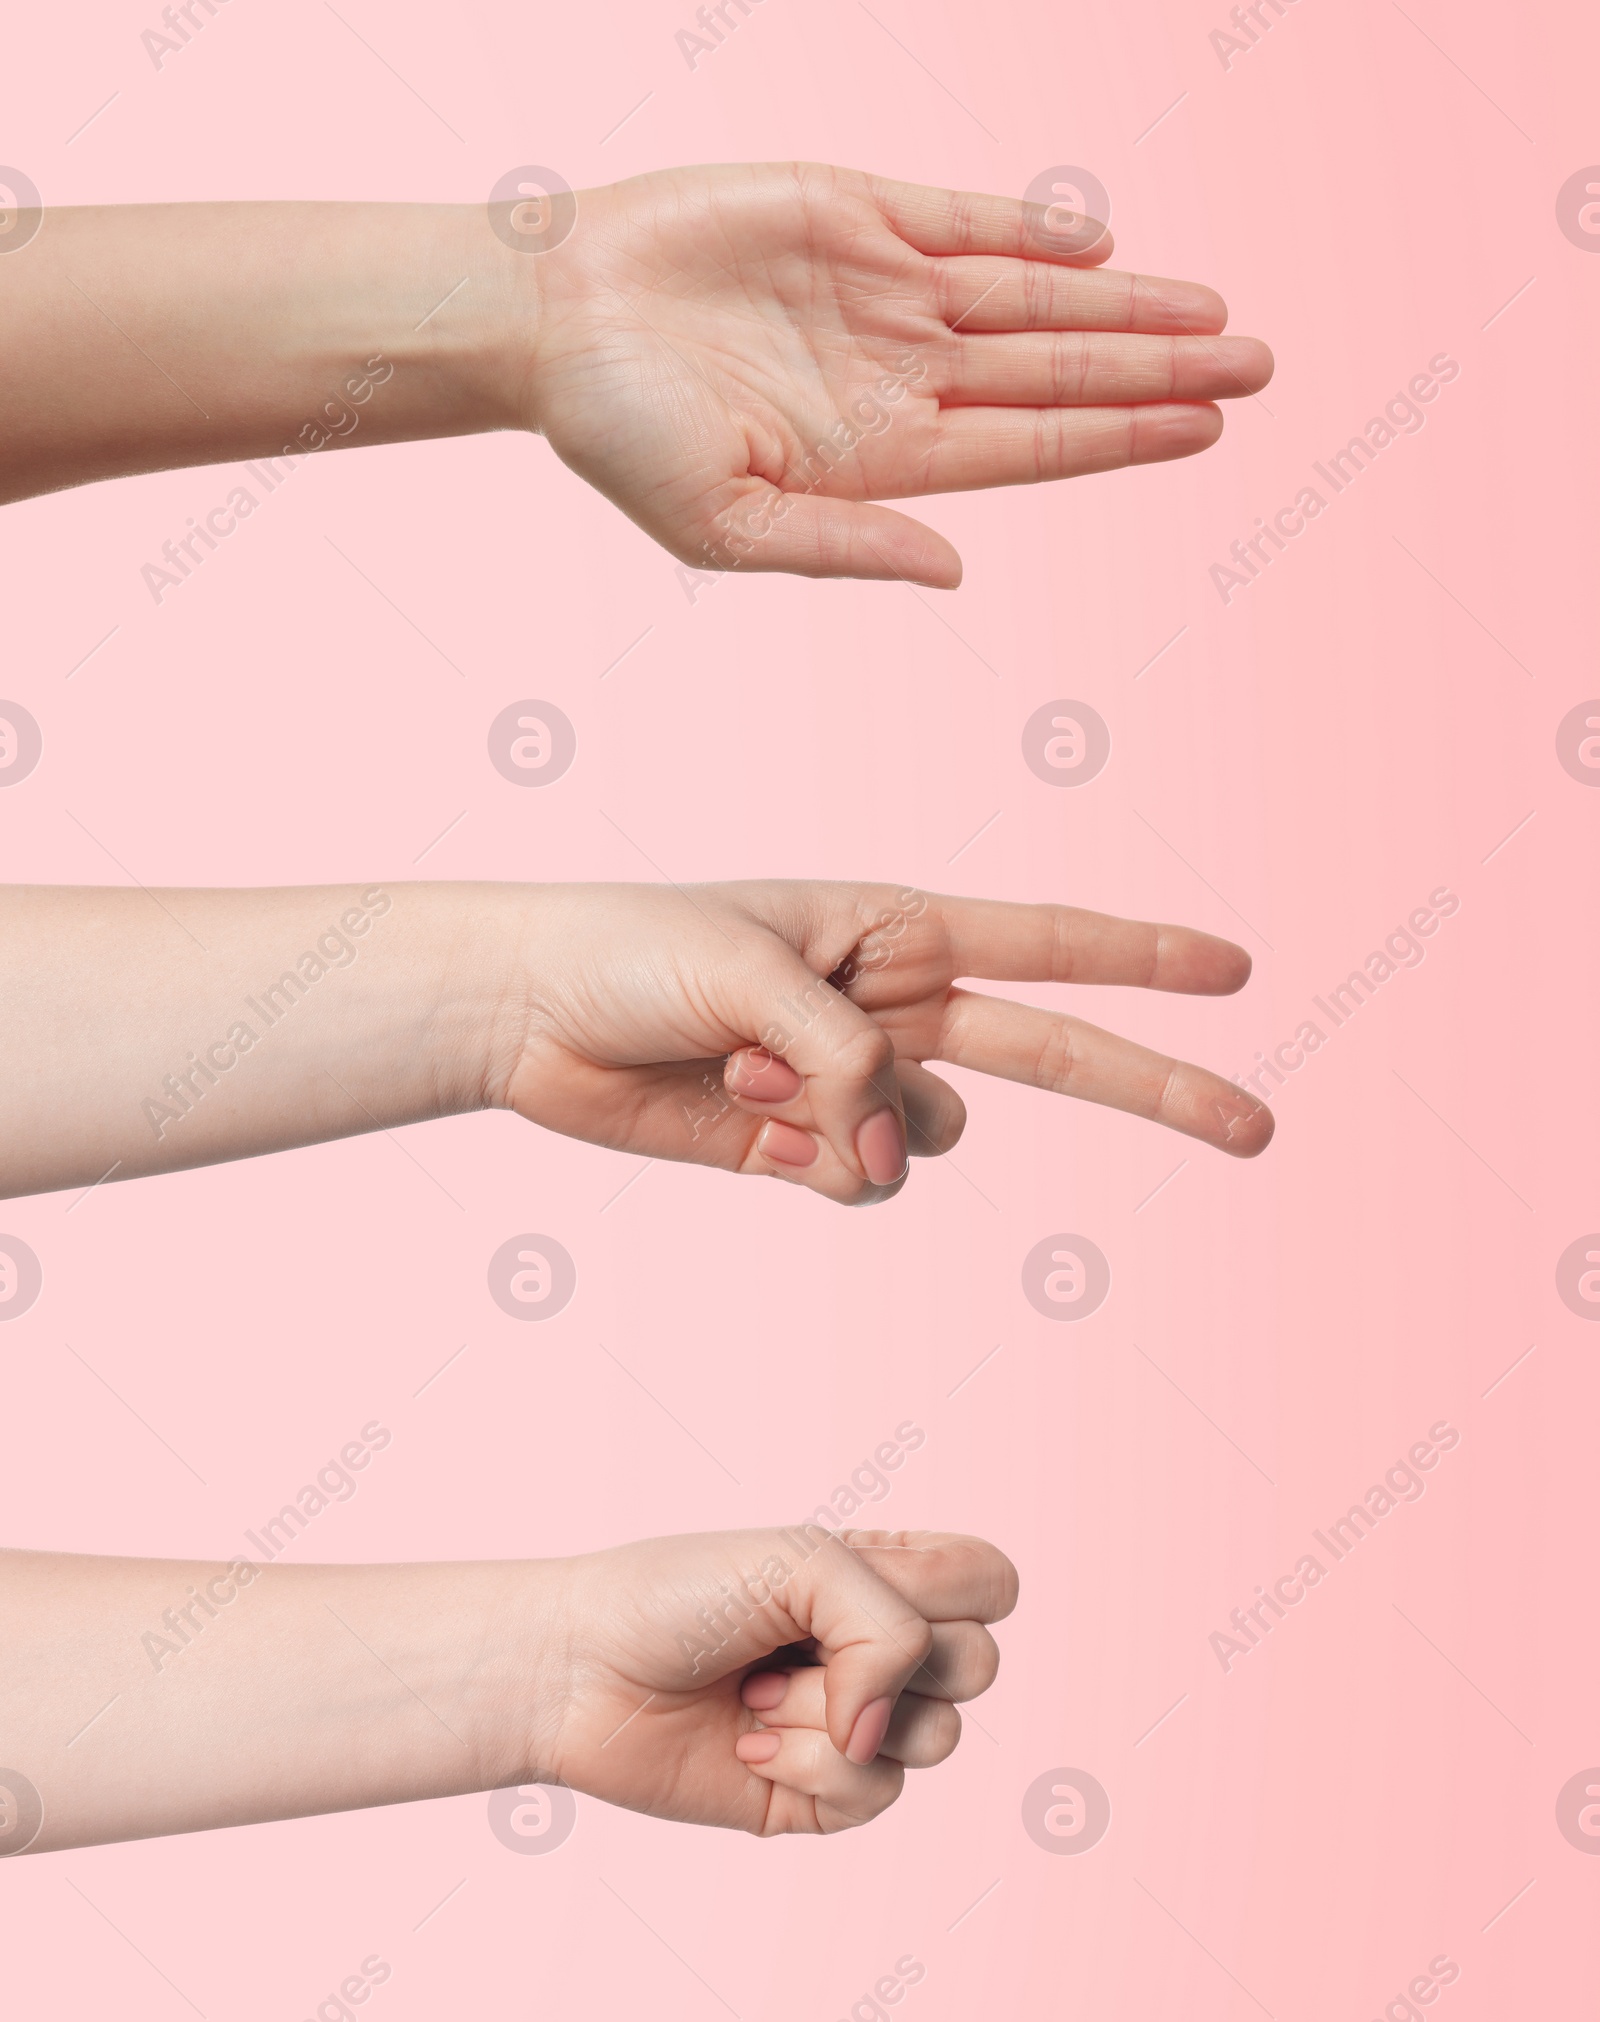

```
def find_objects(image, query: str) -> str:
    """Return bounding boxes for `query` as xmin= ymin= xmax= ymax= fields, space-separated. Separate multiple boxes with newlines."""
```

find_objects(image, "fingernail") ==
xmin=740 ymin=1671 xmax=790 ymax=1711
xmin=856 ymin=1110 xmax=907 ymax=1186
xmin=728 ymin=1048 xmax=803 ymax=1104
xmin=845 ymin=1696 xmax=894 ymax=1766
xmin=735 ymin=1730 xmax=782 ymax=1764
xmin=760 ymin=1120 xmax=818 ymax=1169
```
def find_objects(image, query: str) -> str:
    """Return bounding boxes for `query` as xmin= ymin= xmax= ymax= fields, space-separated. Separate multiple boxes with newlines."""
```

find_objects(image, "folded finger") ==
xmin=749 ymin=1615 xmax=998 ymax=1707
xmin=772 ymin=1528 xmax=955 ymax=1759
xmin=932 ymin=259 xmax=1229 ymax=335
xmin=735 ymin=951 xmax=909 ymax=1196
xmin=724 ymin=1046 xmax=803 ymax=1105
xmin=734 ymin=1723 xmax=906 ymax=1829
xmin=544 ymin=1060 xmax=898 ymax=1205
xmin=937 ymin=991 xmax=1274 ymax=1155
xmin=717 ymin=1051 xmax=961 ymax=1190
xmin=938 ymin=332 xmax=1271 ymax=410
xmin=919 ymin=403 xmax=1222 ymax=495
xmin=898 ymin=1619 xmax=1000 ymax=1701
xmin=740 ymin=1668 xmax=962 ymax=1768
xmin=896 ymin=1059 xmax=966 ymax=1158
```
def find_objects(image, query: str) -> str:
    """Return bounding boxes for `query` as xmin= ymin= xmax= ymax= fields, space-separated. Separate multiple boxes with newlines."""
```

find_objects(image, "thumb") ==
xmin=712 ymin=490 xmax=962 ymax=588
xmin=735 ymin=943 xmax=910 ymax=1199
xmin=778 ymin=1525 xmax=935 ymax=1764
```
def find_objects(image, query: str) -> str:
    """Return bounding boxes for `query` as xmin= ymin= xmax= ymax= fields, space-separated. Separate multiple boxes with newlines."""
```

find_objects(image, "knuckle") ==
xmin=903 ymin=1615 xmax=937 ymax=1668
xmin=1032 ymin=1019 xmax=1077 ymax=1097
xmin=1023 ymin=258 xmax=1049 ymax=328
xmin=798 ymin=1730 xmax=831 ymax=1780
xmin=836 ymin=1022 xmax=896 ymax=1087
xmin=1048 ymin=903 xmax=1077 ymax=983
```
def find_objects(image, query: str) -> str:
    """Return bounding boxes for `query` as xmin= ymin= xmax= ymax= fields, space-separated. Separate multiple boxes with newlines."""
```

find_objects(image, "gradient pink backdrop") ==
xmin=3 ymin=0 xmax=1597 ymax=2014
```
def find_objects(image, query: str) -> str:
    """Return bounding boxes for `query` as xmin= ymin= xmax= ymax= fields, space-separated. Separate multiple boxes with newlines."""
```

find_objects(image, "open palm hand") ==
xmin=521 ymin=163 xmax=1273 ymax=583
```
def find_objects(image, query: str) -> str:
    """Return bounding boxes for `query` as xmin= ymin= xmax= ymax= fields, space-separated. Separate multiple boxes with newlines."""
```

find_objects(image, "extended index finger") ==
xmin=932 ymin=894 xmax=1251 ymax=993
xmin=871 ymin=175 xmax=1114 ymax=267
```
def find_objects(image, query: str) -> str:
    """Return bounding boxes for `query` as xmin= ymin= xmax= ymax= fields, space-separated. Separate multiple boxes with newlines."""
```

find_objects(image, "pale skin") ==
xmin=0 ymin=163 xmax=1274 ymax=580
xmin=1 ymin=167 xmax=1274 ymax=1859
xmin=0 ymin=880 xmax=1272 ymax=1207
xmin=0 ymin=1527 xmax=1016 ymax=1851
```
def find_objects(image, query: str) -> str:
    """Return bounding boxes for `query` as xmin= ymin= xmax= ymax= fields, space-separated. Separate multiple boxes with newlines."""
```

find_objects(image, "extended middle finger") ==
xmin=936 ymin=330 xmax=1273 ymax=408
xmin=938 ymin=989 xmax=1274 ymax=1156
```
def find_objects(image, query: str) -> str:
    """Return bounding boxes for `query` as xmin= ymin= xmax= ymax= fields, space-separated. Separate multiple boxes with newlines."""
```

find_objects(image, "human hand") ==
xmin=518 ymin=162 xmax=1274 ymax=585
xmin=0 ymin=879 xmax=1269 ymax=1203
xmin=493 ymin=879 xmax=1274 ymax=1205
xmin=539 ymin=1527 xmax=1016 ymax=1837
xmin=0 ymin=1531 xmax=1012 ymax=1852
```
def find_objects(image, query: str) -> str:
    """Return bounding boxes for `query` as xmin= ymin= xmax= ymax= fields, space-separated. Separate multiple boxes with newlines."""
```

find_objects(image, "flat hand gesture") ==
xmin=525 ymin=163 xmax=1274 ymax=583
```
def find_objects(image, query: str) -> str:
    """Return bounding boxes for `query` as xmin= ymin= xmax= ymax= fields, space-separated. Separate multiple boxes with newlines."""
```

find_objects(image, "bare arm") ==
xmin=1 ymin=1528 xmax=1014 ymax=1851
xmin=0 ymin=878 xmax=1271 ymax=1206
xmin=1 ymin=1548 xmax=551 ymax=1852
xmin=0 ymin=882 xmax=513 ymax=1197
xmin=0 ymin=169 xmax=1272 ymax=582
xmin=0 ymin=203 xmax=517 ymax=506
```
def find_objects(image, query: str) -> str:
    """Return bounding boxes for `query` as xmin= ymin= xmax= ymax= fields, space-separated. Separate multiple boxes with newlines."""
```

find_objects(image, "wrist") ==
xmin=465 ymin=1556 xmax=577 ymax=1789
xmin=427 ymin=202 xmax=543 ymax=436
xmin=376 ymin=881 xmax=548 ymax=1121
xmin=466 ymin=882 xmax=564 ymax=1115
xmin=328 ymin=203 xmax=533 ymax=439
xmin=250 ymin=203 xmax=536 ymax=447
xmin=471 ymin=181 xmax=607 ymax=437
xmin=318 ymin=197 xmax=559 ymax=443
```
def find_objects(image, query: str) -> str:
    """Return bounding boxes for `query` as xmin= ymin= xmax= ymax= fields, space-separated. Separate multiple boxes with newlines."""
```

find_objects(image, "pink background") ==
xmin=3 ymin=0 xmax=1597 ymax=2014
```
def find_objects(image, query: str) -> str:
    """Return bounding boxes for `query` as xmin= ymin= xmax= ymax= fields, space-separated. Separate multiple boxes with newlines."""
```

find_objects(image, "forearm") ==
xmin=1 ymin=1549 xmax=562 ymax=1852
xmin=0 ymin=203 xmax=531 ymax=505
xmin=0 ymin=881 xmax=528 ymax=1198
